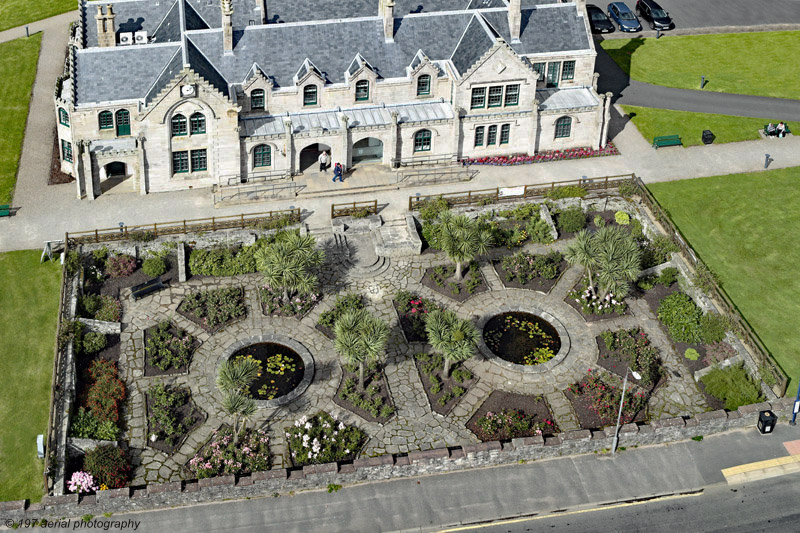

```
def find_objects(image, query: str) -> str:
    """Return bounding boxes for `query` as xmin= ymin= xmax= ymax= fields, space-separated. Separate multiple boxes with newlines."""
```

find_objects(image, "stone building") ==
xmin=54 ymin=0 xmax=611 ymax=199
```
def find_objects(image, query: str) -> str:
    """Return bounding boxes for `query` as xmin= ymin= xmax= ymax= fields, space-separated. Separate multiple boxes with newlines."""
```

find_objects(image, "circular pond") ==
xmin=219 ymin=335 xmax=315 ymax=408
xmin=483 ymin=312 xmax=563 ymax=367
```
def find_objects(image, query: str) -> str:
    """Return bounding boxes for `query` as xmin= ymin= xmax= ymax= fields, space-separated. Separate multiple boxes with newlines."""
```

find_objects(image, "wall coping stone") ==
xmin=78 ymin=495 xmax=96 ymax=506
xmin=97 ymin=487 xmax=130 ymax=500
xmin=636 ymin=424 xmax=654 ymax=434
xmin=409 ymin=449 xmax=450 ymax=462
xmin=395 ymin=456 xmax=410 ymax=466
xmin=236 ymin=475 xmax=253 ymax=486
xmin=288 ymin=470 xmax=306 ymax=481
xmin=339 ymin=464 xmax=356 ymax=474
xmin=303 ymin=463 xmax=338 ymax=475
xmin=462 ymin=441 xmax=502 ymax=454
xmin=42 ymin=494 xmax=79 ymax=507
xmin=147 ymin=481 xmax=182 ymax=495
xmin=198 ymin=475 xmax=235 ymax=488
xmin=562 ymin=429 xmax=592 ymax=441
xmin=695 ymin=410 xmax=726 ymax=422
xmin=0 ymin=500 xmax=26 ymax=511
xmin=651 ymin=417 xmax=685 ymax=429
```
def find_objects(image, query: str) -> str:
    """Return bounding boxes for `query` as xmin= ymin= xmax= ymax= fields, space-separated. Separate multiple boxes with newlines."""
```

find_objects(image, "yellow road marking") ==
xmin=721 ymin=455 xmax=800 ymax=477
xmin=437 ymin=492 xmax=703 ymax=532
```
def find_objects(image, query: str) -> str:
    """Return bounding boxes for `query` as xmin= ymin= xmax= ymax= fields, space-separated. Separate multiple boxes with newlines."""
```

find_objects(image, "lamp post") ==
xmin=612 ymin=367 xmax=641 ymax=454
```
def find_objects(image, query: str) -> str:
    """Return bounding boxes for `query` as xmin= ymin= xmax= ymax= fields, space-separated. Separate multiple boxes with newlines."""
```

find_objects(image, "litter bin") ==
xmin=702 ymin=130 xmax=715 ymax=145
xmin=758 ymin=410 xmax=777 ymax=434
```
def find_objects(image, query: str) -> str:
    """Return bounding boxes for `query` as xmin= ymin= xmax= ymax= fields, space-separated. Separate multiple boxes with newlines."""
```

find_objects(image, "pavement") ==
xmin=103 ymin=424 xmax=800 ymax=532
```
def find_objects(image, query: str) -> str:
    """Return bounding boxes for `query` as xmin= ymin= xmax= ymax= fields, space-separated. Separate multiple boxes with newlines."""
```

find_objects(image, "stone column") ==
xmin=284 ymin=119 xmax=294 ymax=175
xmin=389 ymin=111 xmax=399 ymax=167
xmin=221 ymin=0 xmax=234 ymax=53
xmin=451 ymin=107 xmax=463 ymax=161
xmin=599 ymin=92 xmax=613 ymax=149
xmin=255 ymin=0 xmax=266 ymax=24
xmin=383 ymin=0 xmax=395 ymax=43
xmin=75 ymin=141 xmax=86 ymax=199
xmin=340 ymin=114 xmax=350 ymax=171
xmin=137 ymin=135 xmax=148 ymax=195
xmin=81 ymin=142 xmax=96 ymax=200
xmin=508 ymin=0 xmax=521 ymax=43
xmin=592 ymin=72 xmax=600 ymax=92
xmin=531 ymin=99 xmax=540 ymax=154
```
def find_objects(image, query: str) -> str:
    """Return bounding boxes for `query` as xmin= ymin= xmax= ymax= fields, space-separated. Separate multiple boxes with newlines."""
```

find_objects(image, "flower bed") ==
xmin=146 ymin=384 xmax=205 ymax=455
xmin=259 ymin=285 xmax=320 ymax=318
xmin=187 ymin=427 xmax=271 ymax=479
xmin=494 ymin=251 xmax=565 ymax=293
xmin=393 ymin=290 xmax=440 ymax=343
xmin=178 ymin=286 xmax=246 ymax=333
xmin=566 ymin=279 xmax=628 ymax=321
xmin=566 ymin=370 xmax=648 ymax=430
xmin=71 ymin=359 xmax=126 ymax=442
xmin=144 ymin=321 xmax=197 ymax=376
xmin=422 ymin=262 xmax=487 ymax=302
xmin=466 ymin=391 xmax=559 ymax=441
xmin=597 ymin=328 xmax=663 ymax=390
xmin=414 ymin=352 xmax=476 ymax=416
xmin=77 ymin=294 xmax=122 ymax=322
xmin=316 ymin=293 xmax=364 ymax=339
xmin=333 ymin=363 xmax=396 ymax=423
xmin=285 ymin=412 xmax=367 ymax=467
xmin=461 ymin=143 xmax=619 ymax=166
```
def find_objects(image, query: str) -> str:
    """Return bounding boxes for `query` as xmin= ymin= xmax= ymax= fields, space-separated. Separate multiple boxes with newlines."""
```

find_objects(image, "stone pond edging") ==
xmin=4 ymin=400 xmax=792 ymax=519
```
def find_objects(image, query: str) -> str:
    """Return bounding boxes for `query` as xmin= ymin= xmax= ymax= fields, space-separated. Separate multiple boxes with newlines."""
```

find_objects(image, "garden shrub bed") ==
xmin=187 ymin=239 xmax=271 ymax=278
xmin=177 ymin=286 xmax=247 ymax=333
xmin=699 ymin=363 xmax=764 ymax=411
xmin=145 ymin=384 xmax=206 ymax=455
xmin=259 ymin=286 xmax=320 ymax=319
xmin=466 ymin=391 xmax=559 ymax=441
xmin=393 ymin=290 xmax=440 ymax=343
xmin=285 ymin=412 xmax=367 ymax=467
xmin=565 ymin=370 xmax=648 ymax=430
xmin=77 ymin=294 xmax=122 ymax=323
xmin=414 ymin=352 xmax=477 ymax=416
xmin=72 ymin=359 xmax=126 ymax=442
xmin=84 ymin=252 xmax=178 ymax=298
xmin=421 ymin=262 xmax=487 ymax=302
xmin=595 ymin=330 xmax=666 ymax=392
xmin=565 ymin=277 xmax=629 ymax=322
xmin=143 ymin=322 xmax=198 ymax=377
xmin=493 ymin=252 xmax=566 ymax=293
xmin=187 ymin=426 xmax=271 ymax=479
xmin=315 ymin=293 xmax=364 ymax=340
xmin=333 ymin=363 xmax=396 ymax=423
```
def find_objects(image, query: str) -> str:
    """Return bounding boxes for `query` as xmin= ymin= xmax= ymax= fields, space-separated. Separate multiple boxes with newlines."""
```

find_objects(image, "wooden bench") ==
xmin=0 ymin=204 xmax=10 ymax=217
xmin=131 ymin=277 xmax=167 ymax=300
xmin=763 ymin=124 xmax=792 ymax=137
xmin=653 ymin=135 xmax=682 ymax=149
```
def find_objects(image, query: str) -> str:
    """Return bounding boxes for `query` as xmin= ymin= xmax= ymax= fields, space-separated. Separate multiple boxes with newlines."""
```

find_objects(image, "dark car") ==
xmin=607 ymin=2 xmax=642 ymax=32
xmin=635 ymin=0 xmax=674 ymax=30
xmin=587 ymin=4 xmax=615 ymax=33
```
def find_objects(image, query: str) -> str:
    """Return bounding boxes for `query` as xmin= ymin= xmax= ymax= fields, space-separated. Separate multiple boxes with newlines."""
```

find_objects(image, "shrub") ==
xmin=641 ymin=235 xmax=679 ymax=269
xmin=629 ymin=218 xmax=644 ymax=239
xmin=86 ymin=359 xmax=126 ymax=424
xmin=148 ymin=384 xmax=194 ymax=447
xmin=83 ymin=332 xmax=107 ymax=354
xmin=418 ymin=197 xmax=450 ymax=222
xmin=285 ymin=412 xmax=366 ymax=466
xmin=615 ymin=211 xmax=630 ymax=225
xmin=146 ymin=321 xmax=194 ymax=371
xmin=657 ymin=292 xmax=702 ymax=344
xmin=83 ymin=444 xmax=130 ymax=489
xmin=477 ymin=409 xmax=551 ymax=439
xmin=526 ymin=217 xmax=555 ymax=244
xmin=546 ymin=185 xmax=587 ymax=199
xmin=182 ymin=287 xmax=246 ymax=329
xmin=685 ymin=348 xmax=700 ymax=361
xmin=657 ymin=267 xmax=679 ymax=287
xmin=68 ymin=471 xmax=98 ymax=494
xmin=318 ymin=293 xmax=364 ymax=329
xmin=700 ymin=363 xmax=764 ymax=410
xmin=693 ymin=262 xmax=722 ymax=293
xmin=105 ymin=254 xmax=137 ymax=278
xmin=556 ymin=208 xmax=586 ymax=233
xmin=79 ymin=294 xmax=122 ymax=322
xmin=699 ymin=313 xmax=731 ymax=344
xmin=618 ymin=179 xmax=638 ymax=198
xmin=65 ymin=250 xmax=82 ymax=276
xmin=70 ymin=407 xmax=120 ymax=441
xmin=500 ymin=251 xmax=562 ymax=285
xmin=187 ymin=427 xmax=271 ymax=479
xmin=497 ymin=203 xmax=540 ymax=221
xmin=142 ymin=256 xmax=167 ymax=278
xmin=188 ymin=238 xmax=272 ymax=276
xmin=604 ymin=328 xmax=661 ymax=387
xmin=91 ymin=247 xmax=109 ymax=266
xmin=758 ymin=363 xmax=779 ymax=388
xmin=567 ymin=370 xmax=647 ymax=425
xmin=593 ymin=214 xmax=606 ymax=228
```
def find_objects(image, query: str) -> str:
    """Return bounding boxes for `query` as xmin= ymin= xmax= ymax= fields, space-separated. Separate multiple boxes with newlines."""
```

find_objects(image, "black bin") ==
xmin=702 ymin=130 xmax=715 ymax=144
xmin=758 ymin=410 xmax=777 ymax=434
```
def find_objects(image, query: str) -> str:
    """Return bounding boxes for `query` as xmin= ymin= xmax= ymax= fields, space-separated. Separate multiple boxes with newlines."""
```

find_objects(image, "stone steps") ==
xmin=545 ymin=390 xmax=581 ymax=432
xmin=480 ymin=261 xmax=505 ymax=291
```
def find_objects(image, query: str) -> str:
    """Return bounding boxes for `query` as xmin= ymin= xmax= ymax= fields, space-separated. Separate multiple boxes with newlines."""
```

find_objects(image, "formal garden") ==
xmin=49 ymin=181 xmax=777 ymax=496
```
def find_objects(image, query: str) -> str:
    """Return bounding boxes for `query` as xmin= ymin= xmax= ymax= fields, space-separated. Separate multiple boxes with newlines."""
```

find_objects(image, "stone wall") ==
xmin=5 ymin=401 xmax=793 ymax=519
xmin=77 ymin=318 xmax=121 ymax=335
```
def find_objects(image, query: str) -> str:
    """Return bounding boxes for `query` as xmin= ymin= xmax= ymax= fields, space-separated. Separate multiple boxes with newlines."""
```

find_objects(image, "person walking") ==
xmin=332 ymin=163 xmax=343 ymax=182
xmin=318 ymin=150 xmax=329 ymax=172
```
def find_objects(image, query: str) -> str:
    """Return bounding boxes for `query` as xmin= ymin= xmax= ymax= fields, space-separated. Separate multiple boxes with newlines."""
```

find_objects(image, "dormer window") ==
xmin=251 ymin=89 xmax=265 ymax=110
xmin=303 ymin=85 xmax=317 ymax=106
xmin=417 ymin=75 xmax=431 ymax=96
xmin=355 ymin=80 xmax=370 ymax=101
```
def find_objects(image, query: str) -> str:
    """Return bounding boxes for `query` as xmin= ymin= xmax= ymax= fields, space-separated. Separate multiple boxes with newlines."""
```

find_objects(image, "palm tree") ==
xmin=255 ymin=232 xmax=324 ymax=302
xmin=434 ymin=211 xmax=492 ymax=281
xmin=564 ymin=229 xmax=599 ymax=297
xmin=334 ymin=308 xmax=390 ymax=390
xmin=425 ymin=309 xmax=479 ymax=377
xmin=220 ymin=390 xmax=256 ymax=443
xmin=593 ymin=226 xmax=642 ymax=298
xmin=216 ymin=357 xmax=261 ymax=394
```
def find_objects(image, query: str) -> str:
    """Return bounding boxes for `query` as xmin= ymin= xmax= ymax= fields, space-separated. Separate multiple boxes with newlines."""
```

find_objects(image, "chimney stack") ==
xmin=95 ymin=4 xmax=117 ymax=47
xmin=256 ymin=0 xmax=266 ymax=24
xmin=508 ymin=0 xmax=521 ymax=43
xmin=221 ymin=0 xmax=234 ymax=52
xmin=382 ymin=0 xmax=395 ymax=43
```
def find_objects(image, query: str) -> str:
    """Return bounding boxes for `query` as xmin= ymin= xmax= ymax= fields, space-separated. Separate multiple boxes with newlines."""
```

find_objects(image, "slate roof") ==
xmin=537 ymin=87 xmax=599 ymax=110
xmin=481 ymin=7 xmax=590 ymax=54
xmin=450 ymin=14 xmax=496 ymax=76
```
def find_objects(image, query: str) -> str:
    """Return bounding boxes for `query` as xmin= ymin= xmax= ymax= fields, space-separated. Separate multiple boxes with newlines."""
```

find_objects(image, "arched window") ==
xmin=58 ymin=108 xmax=69 ymax=127
xmin=251 ymin=89 xmax=265 ymax=110
xmin=413 ymin=129 xmax=431 ymax=152
xmin=190 ymin=112 xmax=206 ymax=135
xmin=253 ymin=144 xmax=272 ymax=168
xmin=555 ymin=116 xmax=572 ymax=138
xmin=303 ymin=85 xmax=317 ymax=106
xmin=99 ymin=110 xmax=113 ymax=130
xmin=171 ymin=114 xmax=187 ymax=136
xmin=416 ymin=74 xmax=431 ymax=96
xmin=355 ymin=80 xmax=369 ymax=101
xmin=115 ymin=109 xmax=130 ymax=136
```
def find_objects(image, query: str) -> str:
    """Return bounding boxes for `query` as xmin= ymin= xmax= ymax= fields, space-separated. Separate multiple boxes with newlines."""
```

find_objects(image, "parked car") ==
xmin=607 ymin=2 xmax=642 ymax=32
xmin=635 ymin=0 xmax=674 ymax=30
xmin=587 ymin=4 xmax=615 ymax=33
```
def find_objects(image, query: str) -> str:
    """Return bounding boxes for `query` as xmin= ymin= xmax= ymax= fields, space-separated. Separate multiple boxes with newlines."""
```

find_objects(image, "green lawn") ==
xmin=0 ymin=35 xmax=42 ymax=204
xmin=0 ymin=0 xmax=75 ymax=32
xmin=622 ymin=106 xmax=797 ymax=146
xmin=0 ymin=250 xmax=62 ymax=503
xmin=648 ymin=168 xmax=800 ymax=388
xmin=602 ymin=32 xmax=800 ymax=100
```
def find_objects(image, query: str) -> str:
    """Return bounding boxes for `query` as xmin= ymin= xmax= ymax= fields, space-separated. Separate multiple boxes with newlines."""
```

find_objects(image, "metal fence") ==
xmin=65 ymin=209 xmax=302 ymax=245
xmin=331 ymin=200 xmax=379 ymax=219
xmin=396 ymin=166 xmax=477 ymax=186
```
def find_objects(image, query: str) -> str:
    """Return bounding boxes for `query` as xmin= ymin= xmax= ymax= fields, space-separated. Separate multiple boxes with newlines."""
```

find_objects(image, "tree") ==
xmin=220 ymin=390 xmax=256 ymax=443
xmin=255 ymin=232 xmax=324 ymax=302
xmin=432 ymin=211 xmax=492 ymax=281
xmin=425 ymin=309 xmax=479 ymax=377
xmin=564 ymin=229 xmax=598 ymax=297
xmin=593 ymin=226 xmax=642 ymax=298
xmin=217 ymin=357 xmax=261 ymax=443
xmin=333 ymin=308 xmax=389 ymax=390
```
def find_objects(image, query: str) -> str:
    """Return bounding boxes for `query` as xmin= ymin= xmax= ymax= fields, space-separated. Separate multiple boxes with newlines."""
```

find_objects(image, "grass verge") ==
xmin=0 ymin=0 xmax=75 ymax=33
xmin=0 ymin=34 xmax=42 ymax=204
xmin=648 ymin=168 xmax=800 ymax=387
xmin=622 ymin=106 xmax=797 ymax=146
xmin=601 ymin=32 xmax=800 ymax=100
xmin=0 ymin=251 xmax=62 ymax=503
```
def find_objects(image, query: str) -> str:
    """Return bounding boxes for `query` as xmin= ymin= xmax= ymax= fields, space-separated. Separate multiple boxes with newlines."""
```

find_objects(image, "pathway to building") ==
xmin=2 ymin=11 xmax=800 ymax=252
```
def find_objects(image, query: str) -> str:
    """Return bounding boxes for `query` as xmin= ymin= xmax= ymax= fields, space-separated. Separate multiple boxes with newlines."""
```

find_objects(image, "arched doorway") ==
xmin=352 ymin=137 xmax=383 ymax=166
xmin=100 ymin=161 xmax=133 ymax=194
xmin=298 ymin=143 xmax=332 ymax=174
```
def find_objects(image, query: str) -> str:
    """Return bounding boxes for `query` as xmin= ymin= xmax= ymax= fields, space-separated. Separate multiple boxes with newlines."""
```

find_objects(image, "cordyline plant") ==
xmin=216 ymin=357 xmax=261 ymax=443
xmin=334 ymin=308 xmax=390 ymax=390
xmin=255 ymin=232 xmax=324 ymax=302
xmin=565 ymin=226 xmax=641 ymax=298
xmin=425 ymin=309 xmax=479 ymax=377
xmin=430 ymin=211 xmax=492 ymax=281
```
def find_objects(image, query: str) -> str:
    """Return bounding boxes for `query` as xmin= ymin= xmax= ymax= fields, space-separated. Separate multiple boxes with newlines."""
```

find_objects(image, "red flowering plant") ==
xmin=599 ymin=328 xmax=662 ymax=388
xmin=85 ymin=359 xmax=126 ymax=425
xmin=394 ymin=289 xmax=440 ymax=342
xmin=476 ymin=408 xmax=556 ymax=440
xmin=461 ymin=143 xmax=619 ymax=166
xmin=568 ymin=369 xmax=647 ymax=425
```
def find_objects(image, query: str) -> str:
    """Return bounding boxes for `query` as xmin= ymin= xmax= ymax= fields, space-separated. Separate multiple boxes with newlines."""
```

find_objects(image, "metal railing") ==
xmin=213 ymin=181 xmax=298 ymax=205
xmin=219 ymin=169 xmax=291 ymax=187
xmin=331 ymin=200 xmax=378 ymax=219
xmin=65 ymin=209 xmax=302 ymax=245
xmin=396 ymin=167 xmax=477 ymax=186
xmin=408 ymin=173 xmax=634 ymax=211
xmin=391 ymin=153 xmax=458 ymax=168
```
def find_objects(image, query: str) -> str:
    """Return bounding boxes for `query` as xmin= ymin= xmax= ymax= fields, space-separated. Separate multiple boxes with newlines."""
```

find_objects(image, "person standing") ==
xmin=318 ymin=150 xmax=329 ymax=172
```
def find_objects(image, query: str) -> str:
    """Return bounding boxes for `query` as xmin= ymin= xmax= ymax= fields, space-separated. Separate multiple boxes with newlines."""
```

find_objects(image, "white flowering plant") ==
xmin=569 ymin=284 xmax=627 ymax=316
xmin=285 ymin=412 xmax=366 ymax=467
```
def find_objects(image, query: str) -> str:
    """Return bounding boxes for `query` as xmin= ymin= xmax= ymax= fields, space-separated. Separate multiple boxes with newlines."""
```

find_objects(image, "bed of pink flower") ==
xmin=187 ymin=427 xmax=271 ymax=479
xmin=461 ymin=143 xmax=619 ymax=166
